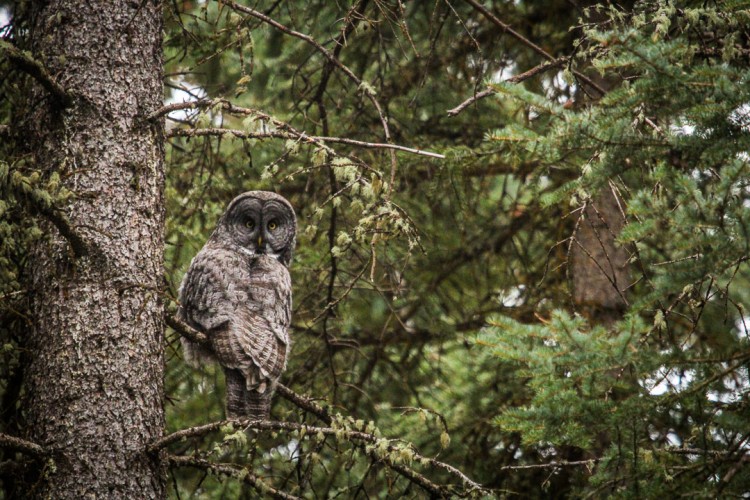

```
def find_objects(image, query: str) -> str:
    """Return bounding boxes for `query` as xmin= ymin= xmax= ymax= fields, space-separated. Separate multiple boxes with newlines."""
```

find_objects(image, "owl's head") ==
xmin=216 ymin=191 xmax=297 ymax=266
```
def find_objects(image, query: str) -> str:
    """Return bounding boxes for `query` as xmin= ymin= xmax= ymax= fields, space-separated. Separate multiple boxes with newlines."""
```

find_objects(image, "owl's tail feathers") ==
xmin=224 ymin=368 xmax=272 ymax=419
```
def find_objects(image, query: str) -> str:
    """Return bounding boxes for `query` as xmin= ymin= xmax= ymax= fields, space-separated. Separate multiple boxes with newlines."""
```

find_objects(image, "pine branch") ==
xmin=150 ymin=418 xmax=486 ymax=497
xmin=0 ymin=433 xmax=47 ymax=461
xmin=0 ymin=41 xmax=73 ymax=107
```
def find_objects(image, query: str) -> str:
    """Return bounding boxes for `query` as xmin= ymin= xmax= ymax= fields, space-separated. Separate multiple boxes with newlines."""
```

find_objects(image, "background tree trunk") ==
xmin=570 ymin=189 xmax=630 ymax=324
xmin=16 ymin=1 xmax=166 ymax=497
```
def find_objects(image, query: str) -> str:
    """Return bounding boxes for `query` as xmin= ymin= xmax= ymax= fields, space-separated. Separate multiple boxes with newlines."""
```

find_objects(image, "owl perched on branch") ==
xmin=178 ymin=191 xmax=296 ymax=419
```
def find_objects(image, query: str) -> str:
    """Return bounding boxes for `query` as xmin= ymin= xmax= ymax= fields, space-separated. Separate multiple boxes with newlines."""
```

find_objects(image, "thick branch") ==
xmin=165 ymin=313 xmax=209 ymax=345
xmin=0 ymin=41 xmax=73 ymax=107
xmin=0 ymin=433 xmax=47 ymax=460
xmin=32 ymin=202 xmax=90 ymax=258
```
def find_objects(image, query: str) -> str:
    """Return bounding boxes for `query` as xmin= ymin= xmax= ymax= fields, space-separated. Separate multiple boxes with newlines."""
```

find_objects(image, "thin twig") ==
xmin=501 ymin=458 xmax=598 ymax=471
xmin=447 ymin=58 xmax=569 ymax=116
xmin=276 ymin=383 xmax=331 ymax=423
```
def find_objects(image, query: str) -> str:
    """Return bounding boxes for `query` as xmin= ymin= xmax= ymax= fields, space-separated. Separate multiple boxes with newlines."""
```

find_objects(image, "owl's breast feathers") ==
xmin=178 ymin=243 xmax=292 ymax=390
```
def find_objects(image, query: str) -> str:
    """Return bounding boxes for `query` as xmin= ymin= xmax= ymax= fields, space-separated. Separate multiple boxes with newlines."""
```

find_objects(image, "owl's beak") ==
xmin=257 ymin=236 xmax=263 ymax=248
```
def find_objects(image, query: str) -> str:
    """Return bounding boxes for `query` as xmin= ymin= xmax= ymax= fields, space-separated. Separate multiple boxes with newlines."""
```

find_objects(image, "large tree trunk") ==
xmin=16 ymin=1 xmax=166 ymax=497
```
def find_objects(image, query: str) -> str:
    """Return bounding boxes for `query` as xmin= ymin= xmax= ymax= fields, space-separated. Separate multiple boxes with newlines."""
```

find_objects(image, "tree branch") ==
xmin=501 ymin=458 xmax=598 ymax=471
xmin=462 ymin=0 xmax=606 ymax=96
xmin=31 ymin=202 xmax=90 ymax=258
xmin=165 ymin=313 xmax=209 ymax=345
xmin=167 ymin=125 xmax=444 ymax=159
xmin=216 ymin=0 xmax=400 ymax=198
xmin=275 ymin=383 xmax=331 ymax=423
xmin=0 ymin=41 xmax=73 ymax=107
xmin=8 ymin=175 xmax=90 ymax=258
xmin=447 ymin=58 xmax=569 ymax=116
xmin=0 ymin=433 xmax=47 ymax=461
xmin=168 ymin=454 xmax=301 ymax=500
xmin=150 ymin=417 xmax=486 ymax=497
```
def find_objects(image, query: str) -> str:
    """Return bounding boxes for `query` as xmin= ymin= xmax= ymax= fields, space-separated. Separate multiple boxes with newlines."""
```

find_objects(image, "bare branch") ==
xmin=320 ymin=136 xmax=444 ymax=159
xmin=167 ymin=126 xmax=444 ymax=159
xmin=447 ymin=58 xmax=569 ymax=116
xmin=501 ymin=458 xmax=598 ymax=471
xmin=0 ymin=433 xmax=47 ymax=461
xmin=462 ymin=0 xmax=606 ymax=96
xmin=0 ymin=41 xmax=73 ymax=107
xmin=165 ymin=313 xmax=209 ymax=346
xmin=32 ymin=202 xmax=90 ymax=258
xmin=447 ymin=88 xmax=496 ymax=117
xmin=275 ymin=383 xmax=331 ymax=423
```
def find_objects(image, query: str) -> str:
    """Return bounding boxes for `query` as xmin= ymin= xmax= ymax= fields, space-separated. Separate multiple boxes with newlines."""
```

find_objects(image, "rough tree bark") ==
xmin=570 ymin=189 xmax=630 ymax=324
xmin=15 ymin=1 xmax=166 ymax=497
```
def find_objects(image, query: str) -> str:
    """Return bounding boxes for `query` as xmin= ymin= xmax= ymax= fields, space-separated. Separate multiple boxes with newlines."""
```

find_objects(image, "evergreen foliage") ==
xmin=2 ymin=0 xmax=749 ymax=497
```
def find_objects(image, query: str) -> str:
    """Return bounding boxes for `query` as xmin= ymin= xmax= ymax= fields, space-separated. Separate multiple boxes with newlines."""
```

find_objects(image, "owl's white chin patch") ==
xmin=238 ymin=247 xmax=256 ymax=257
xmin=238 ymin=245 xmax=280 ymax=260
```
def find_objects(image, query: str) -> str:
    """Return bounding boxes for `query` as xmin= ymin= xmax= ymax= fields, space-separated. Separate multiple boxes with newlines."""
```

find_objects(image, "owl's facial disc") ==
xmin=221 ymin=191 xmax=296 ymax=265
xmin=259 ymin=200 xmax=295 ymax=264
xmin=227 ymin=198 xmax=263 ymax=253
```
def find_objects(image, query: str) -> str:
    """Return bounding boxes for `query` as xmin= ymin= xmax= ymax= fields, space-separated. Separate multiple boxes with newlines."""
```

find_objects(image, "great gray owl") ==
xmin=178 ymin=191 xmax=296 ymax=419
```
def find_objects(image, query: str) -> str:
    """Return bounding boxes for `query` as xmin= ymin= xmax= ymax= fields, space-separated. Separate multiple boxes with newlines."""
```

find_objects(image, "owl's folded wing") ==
xmin=177 ymin=247 xmax=241 ymax=365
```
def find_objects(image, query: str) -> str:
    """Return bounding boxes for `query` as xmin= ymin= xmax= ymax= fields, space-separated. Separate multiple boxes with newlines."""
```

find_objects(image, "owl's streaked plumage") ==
xmin=178 ymin=191 xmax=296 ymax=419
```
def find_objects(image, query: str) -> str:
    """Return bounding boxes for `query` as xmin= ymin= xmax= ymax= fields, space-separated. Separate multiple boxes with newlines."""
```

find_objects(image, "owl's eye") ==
xmin=245 ymin=220 xmax=255 ymax=229
xmin=267 ymin=220 xmax=278 ymax=231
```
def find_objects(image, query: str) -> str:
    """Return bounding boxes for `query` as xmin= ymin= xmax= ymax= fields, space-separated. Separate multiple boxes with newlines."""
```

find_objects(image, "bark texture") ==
xmin=570 ymin=189 xmax=630 ymax=323
xmin=17 ymin=1 xmax=166 ymax=497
